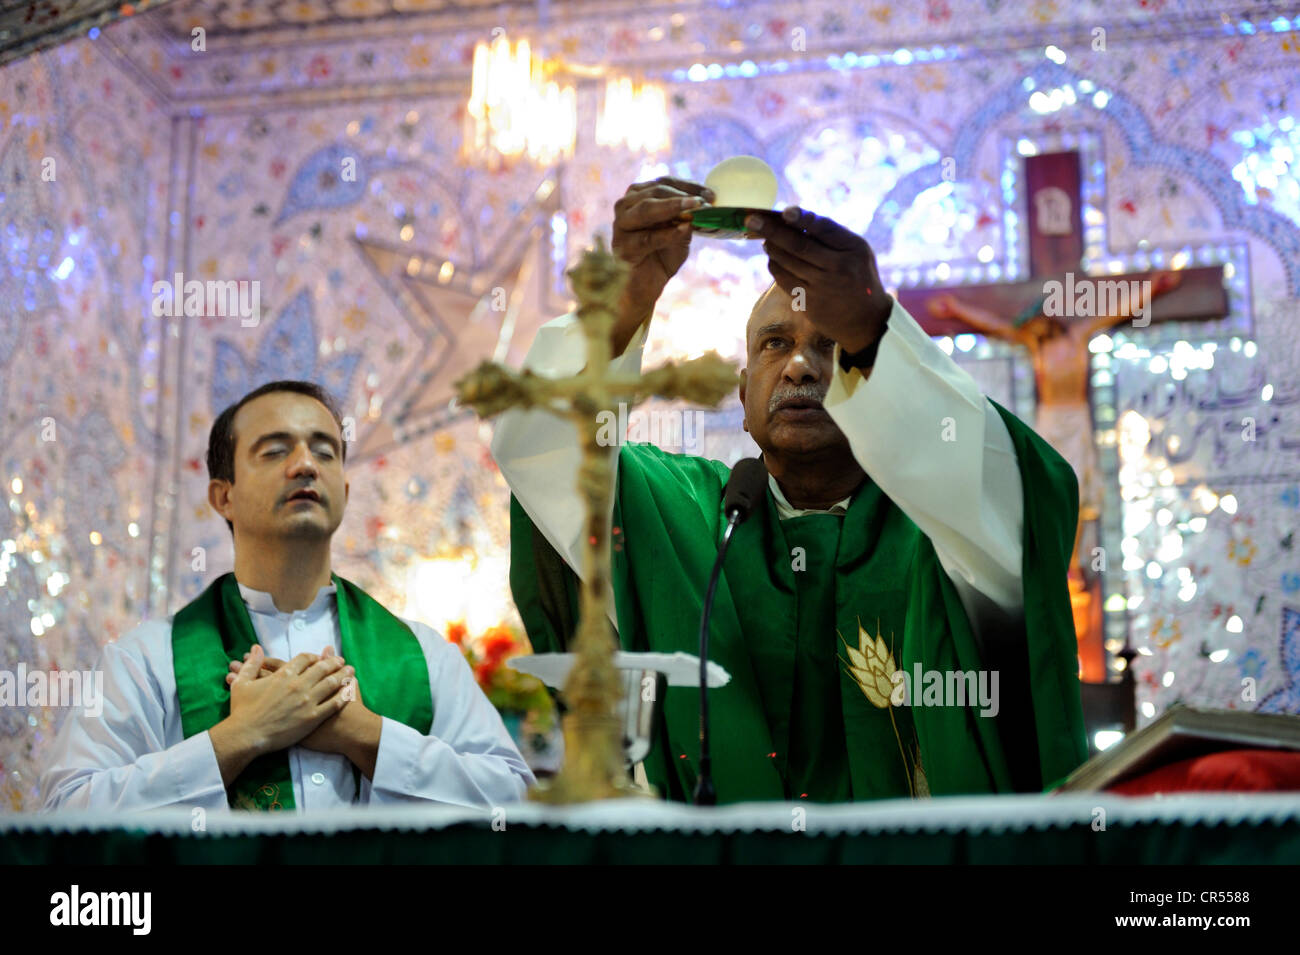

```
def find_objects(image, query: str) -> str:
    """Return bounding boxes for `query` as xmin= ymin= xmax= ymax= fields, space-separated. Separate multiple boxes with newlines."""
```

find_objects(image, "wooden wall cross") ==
xmin=897 ymin=150 xmax=1230 ymax=682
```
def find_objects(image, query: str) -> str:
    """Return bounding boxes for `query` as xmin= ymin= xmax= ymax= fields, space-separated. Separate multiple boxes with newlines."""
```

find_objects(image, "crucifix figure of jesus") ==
xmin=898 ymin=150 xmax=1229 ymax=681
xmin=925 ymin=272 xmax=1184 ymax=662
xmin=454 ymin=235 xmax=738 ymax=803
xmin=927 ymin=269 xmax=1181 ymax=529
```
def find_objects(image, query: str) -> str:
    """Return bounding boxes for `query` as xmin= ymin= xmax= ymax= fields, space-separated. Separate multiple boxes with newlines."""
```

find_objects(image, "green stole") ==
xmin=172 ymin=573 xmax=434 ymax=810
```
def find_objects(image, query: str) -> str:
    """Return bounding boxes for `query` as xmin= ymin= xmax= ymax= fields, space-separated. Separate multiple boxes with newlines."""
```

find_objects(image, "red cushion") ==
xmin=1109 ymin=748 xmax=1300 ymax=795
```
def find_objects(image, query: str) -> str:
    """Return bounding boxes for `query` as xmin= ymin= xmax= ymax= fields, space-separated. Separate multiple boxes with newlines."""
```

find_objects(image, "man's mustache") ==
xmin=768 ymin=384 xmax=827 ymax=414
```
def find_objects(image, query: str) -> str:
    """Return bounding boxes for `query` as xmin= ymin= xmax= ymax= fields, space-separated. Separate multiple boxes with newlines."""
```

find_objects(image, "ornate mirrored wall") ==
xmin=1 ymin=0 xmax=1297 ymax=807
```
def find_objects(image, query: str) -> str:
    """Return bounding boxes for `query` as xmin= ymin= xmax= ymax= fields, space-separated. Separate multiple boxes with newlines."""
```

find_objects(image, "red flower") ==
xmin=481 ymin=627 xmax=518 ymax=666
xmin=446 ymin=621 xmax=468 ymax=646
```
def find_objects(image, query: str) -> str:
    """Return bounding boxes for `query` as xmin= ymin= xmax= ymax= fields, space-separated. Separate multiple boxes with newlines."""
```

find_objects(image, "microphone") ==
xmin=722 ymin=457 xmax=768 ymax=523
xmin=694 ymin=457 xmax=768 ymax=806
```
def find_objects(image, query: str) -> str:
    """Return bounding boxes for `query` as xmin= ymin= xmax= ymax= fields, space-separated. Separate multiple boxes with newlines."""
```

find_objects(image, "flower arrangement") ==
xmin=446 ymin=620 xmax=555 ymax=734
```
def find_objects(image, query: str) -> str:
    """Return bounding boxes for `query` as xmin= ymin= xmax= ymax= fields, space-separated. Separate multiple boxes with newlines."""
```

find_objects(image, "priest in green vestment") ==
xmin=41 ymin=380 xmax=532 ymax=812
xmin=494 ymin=178 xmax=1088 ymax=804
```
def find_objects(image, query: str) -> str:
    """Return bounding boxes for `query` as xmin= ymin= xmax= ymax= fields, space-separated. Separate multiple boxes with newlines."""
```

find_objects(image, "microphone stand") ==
xmin=693 ymin=510 xmax=742 ymax=806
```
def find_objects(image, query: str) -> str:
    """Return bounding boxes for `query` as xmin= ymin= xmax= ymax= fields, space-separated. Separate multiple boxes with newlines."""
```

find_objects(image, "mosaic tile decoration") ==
xmin=1 ymin=0 xmax=1298 ymax=810
xmin=0 ymin=40 xmax=172 ymax=808
xmin=0 ymin=0 xmax=173 ymax=68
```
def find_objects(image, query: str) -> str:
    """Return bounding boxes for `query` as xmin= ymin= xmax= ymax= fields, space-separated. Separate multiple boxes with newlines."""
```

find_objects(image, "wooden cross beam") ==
xmin=898 ymin=151 xmax=1229 ymax=337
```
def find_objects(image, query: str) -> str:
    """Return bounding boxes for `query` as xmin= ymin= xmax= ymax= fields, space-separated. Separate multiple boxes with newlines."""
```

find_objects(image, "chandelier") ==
xmin=462 ymin=33 xmax=577 ymax=169
xmin=462 ymin=31 xmax=669 ymax=168
xmin=595 ymin=77 xmax=670 ymax=154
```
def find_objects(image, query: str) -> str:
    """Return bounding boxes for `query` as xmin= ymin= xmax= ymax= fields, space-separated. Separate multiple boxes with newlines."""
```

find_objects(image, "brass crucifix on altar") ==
xmin=454 ymin=235 xmax=738 ymax=803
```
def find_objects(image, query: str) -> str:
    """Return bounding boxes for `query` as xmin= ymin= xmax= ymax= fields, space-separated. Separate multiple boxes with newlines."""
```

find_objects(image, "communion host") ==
xmin=42 ymin=380 xmax=533 ymax=812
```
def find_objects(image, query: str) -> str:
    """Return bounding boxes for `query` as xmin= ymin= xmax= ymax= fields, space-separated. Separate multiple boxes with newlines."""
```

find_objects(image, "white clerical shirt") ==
xmin=40 ymin=581 xmax=535 ymax=812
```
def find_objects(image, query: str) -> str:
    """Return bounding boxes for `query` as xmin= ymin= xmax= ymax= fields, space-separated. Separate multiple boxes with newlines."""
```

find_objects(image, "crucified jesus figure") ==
xmin=927 ymin=270 xmax=1182 ymax=573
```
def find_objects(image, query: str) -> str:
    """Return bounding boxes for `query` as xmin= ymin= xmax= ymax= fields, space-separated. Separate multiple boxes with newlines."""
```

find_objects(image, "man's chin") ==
xmin=762 ymin=421 xmax=848 ymax=456
xmin=275 ymin=514 xmax=338 ymax=540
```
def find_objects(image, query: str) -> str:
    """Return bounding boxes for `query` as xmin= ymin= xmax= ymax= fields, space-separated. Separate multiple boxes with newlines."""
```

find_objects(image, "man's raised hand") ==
xmin=746 ymin=205 xmax=892 ymax=355
xmin=609 ymin=177 xmax=715 ymax=354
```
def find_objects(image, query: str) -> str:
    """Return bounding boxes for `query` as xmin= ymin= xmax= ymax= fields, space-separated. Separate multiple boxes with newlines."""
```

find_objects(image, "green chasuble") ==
xmin=171 ymin=573 xmax=433 ymax=810
xmin=510 ymin=401 xmax=1088 ymax=804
